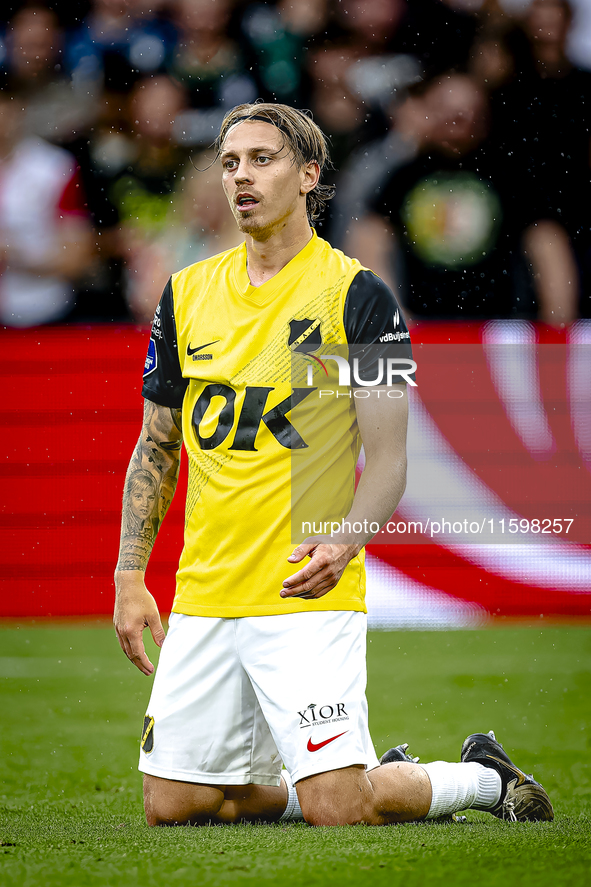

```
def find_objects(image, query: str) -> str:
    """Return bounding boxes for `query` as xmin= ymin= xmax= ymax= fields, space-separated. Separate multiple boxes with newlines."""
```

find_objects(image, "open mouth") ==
xmin=236 ymin=194 xmax=259 ymax=212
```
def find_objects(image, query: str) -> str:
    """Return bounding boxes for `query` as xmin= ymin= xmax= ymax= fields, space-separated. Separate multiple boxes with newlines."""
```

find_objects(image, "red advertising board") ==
xmin=1 ymin=322 xmax=590 ymax=620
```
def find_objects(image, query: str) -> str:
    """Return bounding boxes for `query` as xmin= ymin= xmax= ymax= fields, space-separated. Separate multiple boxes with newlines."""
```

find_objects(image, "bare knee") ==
xmin=300 ymin=794 xmax=368 ymax=827
xmin=296 ymin=767 xmax=375 ymax=827
xmin=143 ymin=774 xmax=224 ymax=826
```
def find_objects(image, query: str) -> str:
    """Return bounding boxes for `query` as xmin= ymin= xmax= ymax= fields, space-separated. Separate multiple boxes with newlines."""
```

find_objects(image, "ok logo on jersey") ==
xmin=191 ymin=385 xmax=316 ymax=451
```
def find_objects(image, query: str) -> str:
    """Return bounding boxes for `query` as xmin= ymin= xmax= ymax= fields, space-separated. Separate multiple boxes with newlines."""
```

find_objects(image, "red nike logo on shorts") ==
xmin=307 ymin=731 xmax=348 ymax=752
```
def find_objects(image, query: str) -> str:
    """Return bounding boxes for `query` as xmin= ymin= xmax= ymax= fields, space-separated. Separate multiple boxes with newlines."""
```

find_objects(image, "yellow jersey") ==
xmin=142 ymin=230 xmax=411 ymax=617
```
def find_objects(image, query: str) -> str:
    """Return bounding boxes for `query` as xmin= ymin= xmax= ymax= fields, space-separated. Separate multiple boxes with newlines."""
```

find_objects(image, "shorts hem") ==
xmin=170 ymin=602 xmax=367 ymax=617
xmin=290 ymin=756 xmax=379 ymax=784
xmin=139 ymin=760 xmax=281 ymax=787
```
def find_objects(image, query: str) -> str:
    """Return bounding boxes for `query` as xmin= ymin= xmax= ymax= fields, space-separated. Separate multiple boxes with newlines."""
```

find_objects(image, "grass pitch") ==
xmin=0 ymin=623 xmax=589 ymax=887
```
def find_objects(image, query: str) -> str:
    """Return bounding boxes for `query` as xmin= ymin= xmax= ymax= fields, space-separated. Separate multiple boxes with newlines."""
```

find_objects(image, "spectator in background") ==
xmin=3 ymin=5 xmax=63 ymax=95
xmin=331 ymin=84 xmax=430 ymax=249
xmin=238 ymin=0 xmax=329 ymax=107
xmin=64 ymin=72 xmax=188 ymax=323
xmin=61 ymin=0 xmax=173 ymax=322
xmin=2 ymin=4 xmax=97 ymax=145
xmin=565 ymin=0 xmax=591 ymax=70
xmin=66 ymin=0 xmax=177 ymax=94
xmin=350 ymin=0 xmax=478 ymax=81
xmin=305 ymin=0 xmax=476 ymax=186
xmin=469 ymin=22 xmax=517 ymax=94
xmin=335 ymin=0 xmax=420 ymax=119
xmin=347 ymin=71 xmax=579 ymax=324
xmin=309 ymin=0 xmax=421 ymax=161
xmin=503 ymin=0 xmax=590 ymax=317
xmin=305 ymin=30 xmax=365 ymax=175
xmin=1 ymin=0 xmax=588 ymax=326
xmin=168 ymin=0 xmax=256 ymax=123
xmin=122 ymin=154 xmax=243 ymax=319
xmin=490 ymin=0 xmax=591 ymax=218
xmin=64 ymin=70 xmax=135 ymax=322
xmin=0 ymin=89 xmax=94 ymax=327
xmin=105 ymin=74 xmax=190 ymax=321
xmin=469 ymin=0 xmax=589 ymax=319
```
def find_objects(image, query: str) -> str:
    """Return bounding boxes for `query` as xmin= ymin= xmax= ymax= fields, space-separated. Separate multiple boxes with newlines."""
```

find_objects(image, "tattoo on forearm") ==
xmin=116 ymin=402 xmax=183 ymax=572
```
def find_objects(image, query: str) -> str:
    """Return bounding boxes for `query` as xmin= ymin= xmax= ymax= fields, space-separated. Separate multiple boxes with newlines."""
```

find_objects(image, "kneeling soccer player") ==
xmin=113 ymin=101 xmax=553 ymax=827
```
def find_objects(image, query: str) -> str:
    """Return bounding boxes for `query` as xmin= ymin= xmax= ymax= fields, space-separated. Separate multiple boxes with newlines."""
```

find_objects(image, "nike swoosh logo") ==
xmin=307 ymin=731 xmax=348 ymax=752
xmin=486 ymin=754 xmax=526 ymax=785
xmin=187 ymin=340 xmax=220 ymax=356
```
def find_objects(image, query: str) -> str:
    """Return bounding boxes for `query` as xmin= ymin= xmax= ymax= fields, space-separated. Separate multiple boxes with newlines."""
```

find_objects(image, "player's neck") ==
xmin=244 ymin=218 xmax=314 ymax=288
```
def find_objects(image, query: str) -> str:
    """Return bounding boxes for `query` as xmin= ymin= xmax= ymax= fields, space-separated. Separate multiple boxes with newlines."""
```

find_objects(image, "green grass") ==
xmin=0 ymin=623 xmax=590 ymax=886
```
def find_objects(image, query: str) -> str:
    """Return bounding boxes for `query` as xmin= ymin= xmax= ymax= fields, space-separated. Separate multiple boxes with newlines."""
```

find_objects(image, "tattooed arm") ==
xmin=114 ymin=399 xmax=183 ymax=675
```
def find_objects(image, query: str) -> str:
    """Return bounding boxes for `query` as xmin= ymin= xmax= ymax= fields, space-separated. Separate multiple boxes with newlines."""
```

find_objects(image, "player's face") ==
xmin=131 ymin=487 xmax=155 ymax=520
xmin=220 ymin=120 xmax=316 ymax=237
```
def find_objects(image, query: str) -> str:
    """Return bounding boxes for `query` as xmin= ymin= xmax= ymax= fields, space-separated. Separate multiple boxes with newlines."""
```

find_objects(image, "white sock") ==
xmin=421 ymin=762 xmax=502 ymax=819
xmin=278 ymin=770 xmax=305 ymax=822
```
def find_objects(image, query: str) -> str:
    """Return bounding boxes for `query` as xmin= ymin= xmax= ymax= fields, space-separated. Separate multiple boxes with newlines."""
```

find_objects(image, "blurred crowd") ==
xmin=0 ymin=0 xmax=590 ymax=327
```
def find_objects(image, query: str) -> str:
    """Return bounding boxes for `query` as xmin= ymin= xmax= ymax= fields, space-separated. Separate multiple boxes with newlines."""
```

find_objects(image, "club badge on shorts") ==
xmin=141 ymin=715 xmax=154 ymax=754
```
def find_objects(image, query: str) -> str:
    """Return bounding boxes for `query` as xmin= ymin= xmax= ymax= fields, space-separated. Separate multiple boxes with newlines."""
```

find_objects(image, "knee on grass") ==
xmin=298 ymin=789 xmax=373 ymax=827
xmin=143 ymin=776 xmax=223 ymax=827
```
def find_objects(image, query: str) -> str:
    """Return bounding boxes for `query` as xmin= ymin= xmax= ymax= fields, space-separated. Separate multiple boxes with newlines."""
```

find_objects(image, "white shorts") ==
xmin=139 ymin=610 xmax=380 ymax=786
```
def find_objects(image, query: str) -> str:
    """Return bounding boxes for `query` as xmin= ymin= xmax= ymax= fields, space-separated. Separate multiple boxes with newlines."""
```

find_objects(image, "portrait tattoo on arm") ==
xmin=116 ymin=400 xmax=183 ymax=572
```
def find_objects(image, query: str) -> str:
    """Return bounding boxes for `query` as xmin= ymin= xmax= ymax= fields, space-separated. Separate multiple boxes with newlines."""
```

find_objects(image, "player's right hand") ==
xmin=113 ymin=570 xmax=166 ymax=676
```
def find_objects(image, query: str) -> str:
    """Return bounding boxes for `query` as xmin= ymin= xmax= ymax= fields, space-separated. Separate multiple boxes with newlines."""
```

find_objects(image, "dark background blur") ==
xmin=0 ymin=0 xmax=589 ymax=329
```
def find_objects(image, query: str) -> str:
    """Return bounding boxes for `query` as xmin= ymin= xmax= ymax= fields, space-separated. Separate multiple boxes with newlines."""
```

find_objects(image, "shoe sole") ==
xmin=496 ymin=776 xmax=554 ymax=822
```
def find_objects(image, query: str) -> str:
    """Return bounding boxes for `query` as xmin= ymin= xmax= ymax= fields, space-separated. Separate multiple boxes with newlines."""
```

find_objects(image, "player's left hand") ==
xmin=280 ymin=539 xmax=361 ymax=600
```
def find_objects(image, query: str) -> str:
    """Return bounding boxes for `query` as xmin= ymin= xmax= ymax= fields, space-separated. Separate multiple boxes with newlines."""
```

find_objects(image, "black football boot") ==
xmin=380 ymin=743 xmax=420 ymax=764
xmin=461 ymin=730 xmax=554 ymax=822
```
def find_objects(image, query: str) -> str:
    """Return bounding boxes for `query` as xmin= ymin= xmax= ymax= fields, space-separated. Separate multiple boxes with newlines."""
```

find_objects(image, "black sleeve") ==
xmin=344 ymin=269 xmax=414 ymax=387
xmin=141 ymin=278 xmax=189 ymax=408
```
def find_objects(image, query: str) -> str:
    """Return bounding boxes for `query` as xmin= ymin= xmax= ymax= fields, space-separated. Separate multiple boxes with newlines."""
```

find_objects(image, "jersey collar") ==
xmin=232 ymin=229 xmax=321 ymax=306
